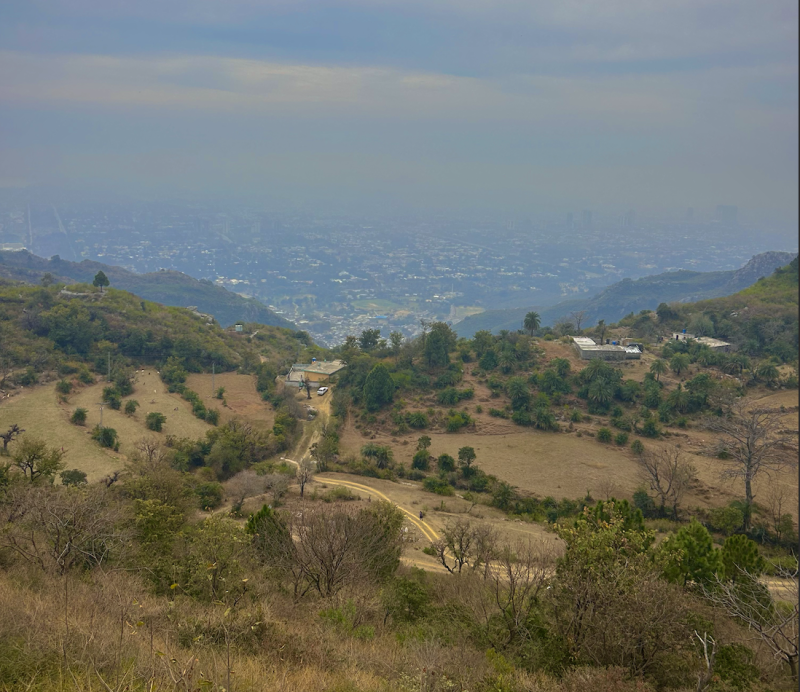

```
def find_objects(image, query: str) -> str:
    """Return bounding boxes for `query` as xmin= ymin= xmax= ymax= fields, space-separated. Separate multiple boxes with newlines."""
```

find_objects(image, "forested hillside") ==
xmin=456 ymin=251 xmax=797 ymax=337
xmin=0 ymin=250 xmax=293 ymax=329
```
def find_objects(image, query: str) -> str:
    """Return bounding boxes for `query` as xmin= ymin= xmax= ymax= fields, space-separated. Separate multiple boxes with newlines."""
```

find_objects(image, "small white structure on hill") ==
xmin=671 ymin=332 xmax=733 ymax=352
xmin=286 ymin=359 xmax=347 ymax=387
xmin=571 ymin=336 xmax=641 ymax=361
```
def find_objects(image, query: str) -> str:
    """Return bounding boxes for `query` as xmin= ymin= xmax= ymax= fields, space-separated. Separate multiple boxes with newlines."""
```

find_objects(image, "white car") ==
xmin=317 ymin=386 xmax=329 ymax=396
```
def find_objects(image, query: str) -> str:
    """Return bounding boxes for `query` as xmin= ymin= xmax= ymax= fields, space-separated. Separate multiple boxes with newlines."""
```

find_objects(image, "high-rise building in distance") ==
xmin=581 ymin=209 xmax=592 ymax=229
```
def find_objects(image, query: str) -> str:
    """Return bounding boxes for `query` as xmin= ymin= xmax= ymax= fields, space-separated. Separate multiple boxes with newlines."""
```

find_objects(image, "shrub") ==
xmin=446 ymin=410 xmax=472 ymax=432
xmin=596 ymin=427 xmax=613 ymax=443
xmin=56 ymin=380 xmax=72 ymax=395
xmin=570 ymin=409 xmax=582 ymax=423
xmin=70 ymin=408 xmax=88 ymax=426
xmin=214 ymin=387 xmax=225 ymax=399
xmin=124 ymin=399 xmax=139 ymax=416
xmin=411 ymin=449 xmax=431 ymax=471
xmin=405 ymin=411 xmax=429 ymax=429
xmin=196 ymin=482 xmax=224 ymax=510
xmin=205 ymin=408 xmax=220 ymax=426
xmin=641 ymin=419 xmax=661 ymax=438
xmin=614 ymin=432 xmax=629 ymax=446
xmin=60 ymin=469 xmax=88 ymax=486
xmin=423 ymin=477 xmax=454 ymax=496
xmin=631 ymin=439 xmax=645 ymax=455
xmin=91 ymin=426 xmax=118 ymax=449
xmin=146 ymin=412 xmax=166 ymax=432
xmin=77 ymin=369 xmax=95 ymax=385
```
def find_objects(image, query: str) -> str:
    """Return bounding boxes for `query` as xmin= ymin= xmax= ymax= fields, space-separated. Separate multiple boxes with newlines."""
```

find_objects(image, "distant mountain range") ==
xmin=0 ymin=250 xmax=294 ymax=330
xmin=454 ymin=251 xmax=798 ymax=337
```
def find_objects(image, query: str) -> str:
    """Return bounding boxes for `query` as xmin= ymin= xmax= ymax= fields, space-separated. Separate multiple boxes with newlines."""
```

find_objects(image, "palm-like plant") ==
xmin=523 ymin=311 xmax=541 ymax=336
xmin=650 ymin=359 xmax=667 ymax=382
xmin=588 ymin=377 xmax=615 ymax=408
xmin=669 ymin=353 xmax=690 ymax=376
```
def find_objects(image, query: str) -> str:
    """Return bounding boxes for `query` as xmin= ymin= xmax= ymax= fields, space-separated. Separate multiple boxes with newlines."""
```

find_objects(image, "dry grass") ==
xmin=0 ymin=383 xmax=120 ymax=483
xmin=0 ymin=371 xmax=217 ymax=483
xmin=185 ymin=372 xmax=275 ymax=429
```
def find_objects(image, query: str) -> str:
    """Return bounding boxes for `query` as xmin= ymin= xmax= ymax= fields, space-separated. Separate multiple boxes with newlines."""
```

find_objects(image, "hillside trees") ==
xmin=11 ymin=437 xmax=64 ymax=483
xmin=363 ymin=363 xmax=395 ymax=411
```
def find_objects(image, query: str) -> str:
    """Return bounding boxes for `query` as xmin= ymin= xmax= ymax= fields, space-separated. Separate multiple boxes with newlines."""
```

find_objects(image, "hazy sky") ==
xmin=1 ymin=0 xmax=797 ymax=220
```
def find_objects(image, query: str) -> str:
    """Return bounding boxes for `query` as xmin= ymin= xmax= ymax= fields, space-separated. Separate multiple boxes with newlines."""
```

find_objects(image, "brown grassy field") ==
xmin=0 ymin=383 xmax=122 ymax=482
xmin=0 ymin=371 xmax=219 ymax=482
xmin=185 ymin=372 xmax=275 ymax=429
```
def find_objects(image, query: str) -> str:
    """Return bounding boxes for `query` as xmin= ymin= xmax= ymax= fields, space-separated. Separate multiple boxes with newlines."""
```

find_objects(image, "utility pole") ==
xmin=99 ymin=403 xmax=104 ymax=427
xmin=107 ymin=352 xmax=111 ymax=382
xmin=212 ymin=362 xmax=215 ymax=397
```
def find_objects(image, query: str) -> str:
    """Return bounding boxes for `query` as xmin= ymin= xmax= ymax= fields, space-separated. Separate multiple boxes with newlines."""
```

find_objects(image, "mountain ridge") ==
xmin=454 ymin=251 xmax=797 ymax=337
xmin=0 ymin=250 xmax=294 ymax=330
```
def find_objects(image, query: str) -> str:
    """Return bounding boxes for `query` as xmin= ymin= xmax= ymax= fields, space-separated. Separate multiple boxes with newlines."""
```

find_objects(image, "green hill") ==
xmin=0 ymin=250 xmax=293 ymax=329
xmin=649 ymin=256 xmax=799 ymax=361
xmin=0 ymin=281 xmax=325 ymax=386
xmin=455 ymin=251 xmax=797 ymax=337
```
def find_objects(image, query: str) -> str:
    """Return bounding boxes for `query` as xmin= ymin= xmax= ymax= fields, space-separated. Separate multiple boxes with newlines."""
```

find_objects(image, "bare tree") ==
xmin=1 ymin=423 xmax=24 ymax=454
xmin=760 ymin=485 xmax=797 ymax=544
xmin=253 ymin=503 xmax=403 ymax=599
xmin=694 ymin=631 xmax=717 ymax=692
xmin=0 ymin=484 xmax=129 ymax=573
xmin=703 ymin=562 xmax=798 ymax=680
xmin=135 ymin=437 xmax=166 ymax=464
xmin=704 ymin=402 xmax=798 ymax=530
xmin=263 ymin=473 xmax=291 ymax=506
xmin=637 ymin=446 xmax=696 ymax=519
xmin=433 ymin=518 xmax=497 ymax=575
xmin=487 ymin=538 xmax=553 ymax=646
xmin=570 ymin=310 xmax=587 ymax=333
xmin=296 ymin=458 xmax=314 ymax=499
xmin=225 ymin=470 xmax=265 ymax=514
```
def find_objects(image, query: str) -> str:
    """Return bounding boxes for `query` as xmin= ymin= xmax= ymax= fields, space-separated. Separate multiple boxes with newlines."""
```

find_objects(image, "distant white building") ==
xmin=571 ymin=336 xmax=641 ymax=361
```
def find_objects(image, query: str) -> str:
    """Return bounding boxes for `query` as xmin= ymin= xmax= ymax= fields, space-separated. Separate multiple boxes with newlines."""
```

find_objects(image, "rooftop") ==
xmin=289 ymin=360 xmax=347 ymax=375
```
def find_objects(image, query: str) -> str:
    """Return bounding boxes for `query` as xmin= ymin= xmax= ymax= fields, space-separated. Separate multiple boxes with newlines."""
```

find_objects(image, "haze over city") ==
xmin=0 ymin=0 xmax=797 ymax=225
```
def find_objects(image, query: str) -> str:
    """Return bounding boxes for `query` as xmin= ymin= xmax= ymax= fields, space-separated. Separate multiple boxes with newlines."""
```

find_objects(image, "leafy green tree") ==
xmin=358 ymin=328 xmax=381 ymax=351
xmin=416 ymin=435 xmax=431 ymax=450
xmin=662 ymin=519 xmax=721 ymax=586
xmin=92 ymin=270 xmax=110 ymax=292
xmin=721 ymin=534 xmax=765 ymax=583
xmin=70 ymin=408 xmax=88 ymax=426
xmin=479 ymin=348 xmax=498 ymax=371
xmin=424 ymin=328 xmax=450 ymax=368
xmin=12 ymin=437 xmax=65 ymax=482
xmin=457 ymin=446 xmax=477 ymax=477
xmin=437 ymin=453 xmax=456 ymax=473
xmin=472 ymin=330 xmax=495 ymax=357
xmin=523 ymin=311 xmax=541 ymax=336
xmin=650 ymin=359 xmax=667 ymax=382
xmin=60 ymin=469 xmax=88 ymax=486
xmin=146 ymin=412 xmax=167 ymax=432
xmin=195 ymin=482 xmax=224 ymax=511
xmin=362 ymin=363 xmax=395 ymax=411
xmin=124 ymin=399 xmax=139 ymax=416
